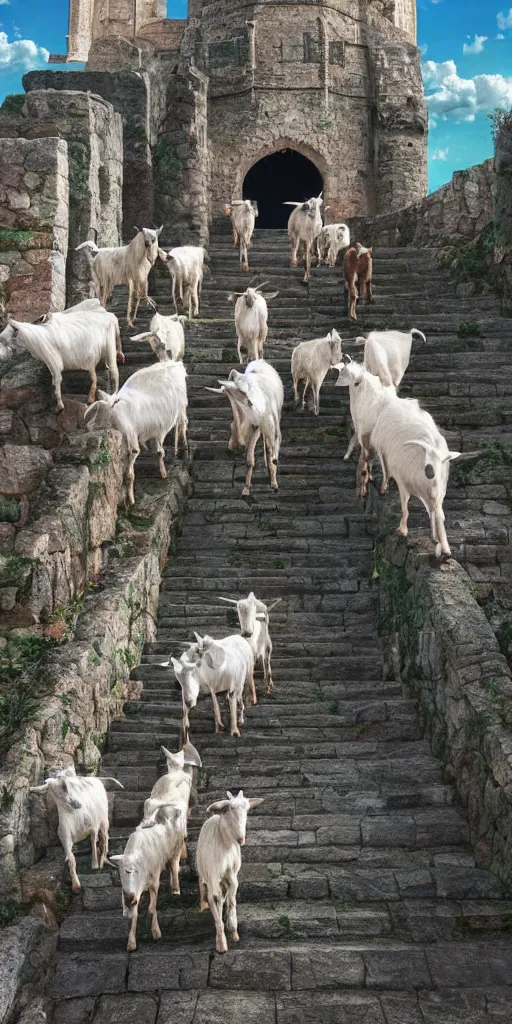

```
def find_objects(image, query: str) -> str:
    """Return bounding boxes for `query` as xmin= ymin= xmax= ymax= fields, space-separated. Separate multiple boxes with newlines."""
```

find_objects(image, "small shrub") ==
xmin=0 ymin=496 xmax=19 ymax=523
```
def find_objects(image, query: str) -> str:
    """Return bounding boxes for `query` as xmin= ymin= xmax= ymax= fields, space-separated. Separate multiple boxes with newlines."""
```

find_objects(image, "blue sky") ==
xmin=0 ymin=1 xmax=509 ymax=194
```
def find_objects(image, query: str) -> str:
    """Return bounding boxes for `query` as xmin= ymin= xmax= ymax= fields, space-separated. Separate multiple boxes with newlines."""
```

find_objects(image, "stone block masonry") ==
xmin=374 ymin=495 xmax=512 ymax=887
xmin=0 ymin=90 xmax=123 ymax=304
xmin=0 ymin=137 xmax=68 ymax=319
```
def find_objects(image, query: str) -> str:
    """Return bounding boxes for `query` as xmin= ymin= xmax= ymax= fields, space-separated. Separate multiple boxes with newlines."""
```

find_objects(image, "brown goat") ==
xmin=343 ymin=243 xmax=373 ymax=320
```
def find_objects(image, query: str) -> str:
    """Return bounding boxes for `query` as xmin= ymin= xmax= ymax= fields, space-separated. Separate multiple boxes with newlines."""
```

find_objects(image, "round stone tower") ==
xmin=185 ymin=0 xmax=427 ymax=222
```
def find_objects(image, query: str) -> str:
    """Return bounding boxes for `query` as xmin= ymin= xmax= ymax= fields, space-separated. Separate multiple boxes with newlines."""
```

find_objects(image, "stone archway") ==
xmin=243 ymin=148 xmax=323 ymax=229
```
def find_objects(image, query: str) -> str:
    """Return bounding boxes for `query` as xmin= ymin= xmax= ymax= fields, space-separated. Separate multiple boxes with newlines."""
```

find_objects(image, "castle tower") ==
xmin=50 ymin=0 xmax=427 ymax=231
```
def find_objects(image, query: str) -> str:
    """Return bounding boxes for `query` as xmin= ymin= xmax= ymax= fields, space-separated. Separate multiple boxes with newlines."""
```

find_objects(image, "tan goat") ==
xmin=343 ymin=243 xmax=373 ymax=321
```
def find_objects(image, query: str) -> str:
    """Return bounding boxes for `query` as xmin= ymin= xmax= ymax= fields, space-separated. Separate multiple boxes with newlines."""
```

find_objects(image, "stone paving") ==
xmin=45 ymin=232 xmax=512 ymax=1023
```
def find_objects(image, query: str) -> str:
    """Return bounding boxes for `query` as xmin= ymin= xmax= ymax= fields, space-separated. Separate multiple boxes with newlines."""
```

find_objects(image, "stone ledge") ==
xmin=0 ymin=462 xmax=190 ymax=899
xmin=373 ymin=492 xmax=512 ymax=884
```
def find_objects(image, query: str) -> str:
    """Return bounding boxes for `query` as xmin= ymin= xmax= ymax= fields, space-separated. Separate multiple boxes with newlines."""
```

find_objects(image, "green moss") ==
xmin=151 ymin=138 xmax=184 ymax=189
xmin=450 ymin=441 xmax=512 ymax=492
xmin=467 ymin=710 xmax=492 ymax=742
xmin=125 ymin=120 xmax=149 ymax=148
xmin=0 ymin=229 xmax=51 ymax=252
xmin=457 ymin=321 xmax=482 ymax=338
xmin=0 ymin=900 xmax=31 ymax=929
xmin=0 ymin=496 xmax=19 ymax=524
xmin=0 ymin=553 xmax=34 ymax=587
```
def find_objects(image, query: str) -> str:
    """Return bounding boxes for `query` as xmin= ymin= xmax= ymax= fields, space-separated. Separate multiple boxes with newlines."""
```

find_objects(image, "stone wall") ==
xmin=0 ymin=137 xmax=68 ymax=319
xmin=374 ymin=496 xmax=512 ymax=885
xmin=348 ymin=159 xmax=495 ymax=248
xmin=0 ymin=440 xmax=190 ymax=899
xmin=24 ymin=70 xmax=156 ymax=237
xmin=493 ymin=116 xmax=512 ymax=316
xmin=154 ymin=67 xmax=210 ymax=246
xmin=0 ymin=90 xmax=123 ymax=304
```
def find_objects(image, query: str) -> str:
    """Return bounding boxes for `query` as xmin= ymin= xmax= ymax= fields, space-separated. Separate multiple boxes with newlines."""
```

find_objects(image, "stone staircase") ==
xmin=47 ymin=232 xmax=512 ymax=1023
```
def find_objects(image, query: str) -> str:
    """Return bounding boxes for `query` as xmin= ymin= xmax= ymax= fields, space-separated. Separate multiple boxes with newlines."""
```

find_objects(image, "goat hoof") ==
xmin=251 ymin=697 xmax=258 ymax=706
xmin=232 ymin=930 xmax=240 ymax=943
xmin=216 ymin=939 xmax=228 ymax=954
xmin=242 ymin=487 xmax=251 ymax=497
xmin=160 ymin=469 xmax=168 ymax=480
xmin=171 ymin=887 xmax=180 ymax=895
xmin=117 ymin=353 xmax=125 ymax=364
xmin=242 ymin=264 xmax=249 ymax=272
xmin=71 ymin=882 xmax=81 ymax=894
xmin=215 ymin=724 xmax=225 ymax=733
xmin=127 ymin=940 xmax=137 ymax=952
xmin=231 ymin=728 xmax=241 ymax=738
xmin=200 ymin=901 xmax=209 ymax=912
xmin=152 ymin=927 xmax=162 ymax=941
xmin=397 ymin=528 xmax=407 ymax=538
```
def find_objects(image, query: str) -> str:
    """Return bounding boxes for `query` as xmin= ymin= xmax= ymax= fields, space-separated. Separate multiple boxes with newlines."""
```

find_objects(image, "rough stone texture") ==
xmin=374 ymin=495 xmax=512 ymax=886
xmin=0 ymin=137 xmax=68 ymax=319
xmin=0 ymin=464 xmax=190 ymax=899
xmin=494 ymin=118 xmax=512 ymax=316
xmin=0 ymin=90 xmax=123 ymax=303
xmin=24 ymin=71 xmax=157 ymax=237
xmin=349 ymin=159 xmax=495 ymax=247
xmin=28 ymin=2 xmax=427 ymax=243
xmin=0 ymin=918 xmax=57 ymax=1024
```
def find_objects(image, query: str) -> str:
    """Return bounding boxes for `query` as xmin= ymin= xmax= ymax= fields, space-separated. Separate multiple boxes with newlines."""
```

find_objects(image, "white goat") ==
xmin=342 ymin=328 xmax=427 ymax=463
xmin=224 ymin=200 xmax=258 ymax=271
xmin=196 ymin=790 xmax=263 ymax=953
xmin=228 ymin=282 xmax=279 ymax=364
xmin=359 ymin=328 xmax=427 ymax=388
xmin=285 ymin=195 xmax=323 ymax=282
xmin=142 ymin=739 xmax=202 ymax=895
xmin=291 ymin=329 xmax=342 ymax=415
xmin=83 ymin=361 xmax=188 ymax=506
xmin=171 ymin=632 xmax=255 ymax=737
xmin=335 ymin=357 xmax=396 ymax=494
xmin=76 ymin=227 xmax=162 ymax=327
xmin=369 ymin=396 xmax=461 ymax=559
xmin=219 ymin=592 xmax=282 ymax=694
xmin=131 ymin=311 xmax=187 ymax=362
xmin=109 ymin=816 xmax=177 ymax=951
xmin=0 ymin=299 xmax=123 ymax=412
xmin=207 ymin=359 xmax=284 ymax=495
xmin=316 ymin=223 xmax=350 ymax=266
xmin=160 ymin=246 xmax=205 ymax=319
xmin=30 ymin=767 xmax=123 ymax=893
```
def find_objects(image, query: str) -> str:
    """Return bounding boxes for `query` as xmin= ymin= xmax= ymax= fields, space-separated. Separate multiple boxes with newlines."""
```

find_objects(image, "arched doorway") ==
xmin=243 ymin=149 xmax=323 ymax=229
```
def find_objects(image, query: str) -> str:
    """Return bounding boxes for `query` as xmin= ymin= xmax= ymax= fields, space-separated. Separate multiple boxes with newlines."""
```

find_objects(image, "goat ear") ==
xmin=170 ymin=657 xmax=183 ymax=675
xmin=248 ymin=797 xmax=264 ymax=809
xmin=161 ymin=745 xmax=173 ymax=760
xmin=262 ymin=290 xmax=279 ymax=301
xmin=97 ymin=389 xmax=111 ymax=401
xmin=445 ymin=451 xmax=462 ymax=462
xmin=182 ymin=740 xmax=202 ymax=767
xmin=107 ymin=855 xmax=123 ymax=865
xmin=206 ymin=800 xmax=231 ymax=814
xmin=30 ymin=783 xmax=49 ymax=793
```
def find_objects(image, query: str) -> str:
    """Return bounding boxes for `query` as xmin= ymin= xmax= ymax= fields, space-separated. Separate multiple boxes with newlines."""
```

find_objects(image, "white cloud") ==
xmin=432 ymin=147 xmax=450 ymax=161
xmin=419 ymin=43 xmax=428 ymax=56
xmin=463 ymin=34 xmax=487 ymax=55
xmin=498 ymin=33 xmax=505 ymax=39
xmin=497 ymin=8 xmax=512 ymax=29
xmin=423 ymin=58 xmax=512 ymax=124
xmin=0 ymin=2 xmax=10 ymax=6
xmin=0 ymin=31 xmax=49 ymax=72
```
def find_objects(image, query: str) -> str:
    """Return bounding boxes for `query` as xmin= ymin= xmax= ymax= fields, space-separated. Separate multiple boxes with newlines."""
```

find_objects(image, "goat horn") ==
xmin=254 ymin=281 xmax=269 ymax=291
xmin=267 ymin=598 xmax=282 ymax=612
xmin=218 ymin=597 xmax=239 ymax=604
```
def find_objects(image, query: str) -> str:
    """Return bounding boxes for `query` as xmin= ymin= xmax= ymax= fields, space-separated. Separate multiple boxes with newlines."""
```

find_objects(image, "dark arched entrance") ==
xmin=243 ymin=149 xmax=323 ymax=229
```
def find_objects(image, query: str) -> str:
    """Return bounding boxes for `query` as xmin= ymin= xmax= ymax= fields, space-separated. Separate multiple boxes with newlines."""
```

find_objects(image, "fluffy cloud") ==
xmin=432 ymin=147 xmax=449 ymax=161
xmin=497 ymin=8 xmax=512 ymax=30
xmin=423 ymin=59 xmax=512 ymax=125
xmin=463 ymin=34 xmax=487 ymax=55
xmin=0 ymin=32 xmax=49 ymax=71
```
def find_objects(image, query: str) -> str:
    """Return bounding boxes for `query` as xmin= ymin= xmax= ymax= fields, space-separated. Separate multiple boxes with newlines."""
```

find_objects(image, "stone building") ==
xmin=39 ymin=0 xmax=426 ymax=235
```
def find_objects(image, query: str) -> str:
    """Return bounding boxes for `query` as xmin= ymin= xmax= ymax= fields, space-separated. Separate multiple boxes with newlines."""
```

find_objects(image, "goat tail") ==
xmin=76 ymin=240 xmax=99 ymax=255
xmin=411 ymin=329 xmax=426 ymax=344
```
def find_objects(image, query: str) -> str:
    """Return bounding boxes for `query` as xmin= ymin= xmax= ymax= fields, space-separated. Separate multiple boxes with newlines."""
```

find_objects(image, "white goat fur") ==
xmin=171 ymin=633 xmax=255 ymax=737
xmin=291 ymin=329 xmax=342 ymax=415
xmin=316 ymin=223 xmax=350 ymax=266
xmin=335 ymin=359 xmax=396 ymax=493
xmin=362 ymin=328 xmax=426 ymax=388
xmin=83 ymin=361 xmax=188 ymax=506
xmin=196 ymin=790 xmax=263 ymax=953
xmin=231 ymin=286 xmax=278 ymax=363
xmin=30 ymin=767 xmax=123 ymax=893
xmin=226 ymin=200 xmax=258 ymax=271
xmin=210 ymin=360 xmax=284 ymax=495
xmin=141 ymin=740 xmax=202 ymax=895
xmin=343 ymin=327 xmax=427 ymax=462
xmin=286 ymin=196 xmax=323 ymax=282
xmin=131 ymin=311 xmax=186 ymax=362
xmin=162 ymin=246 xmax=205 ymax=319
xmin=76 ymin=227 xmax=162 ymax=326
xmin=219 ymin=592 xmax=281 ymax=695
xmin=110 ymin=818 xmax=177 ymax=951
xmin=0 ymin=299 xmax=123 ymax=411
xmin=369 ymin=396 xmax=460 ymax=558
